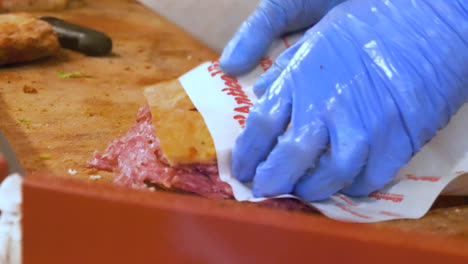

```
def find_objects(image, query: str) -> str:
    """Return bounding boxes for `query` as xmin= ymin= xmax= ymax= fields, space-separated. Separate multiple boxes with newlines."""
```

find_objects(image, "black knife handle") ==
xmin=40 ymin=16 xmax=112 ymax=56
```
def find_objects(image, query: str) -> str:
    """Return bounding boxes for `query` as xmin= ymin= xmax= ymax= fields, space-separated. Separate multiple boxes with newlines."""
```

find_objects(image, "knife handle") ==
xmin=40 ymin=16 xmax=112 ymax=56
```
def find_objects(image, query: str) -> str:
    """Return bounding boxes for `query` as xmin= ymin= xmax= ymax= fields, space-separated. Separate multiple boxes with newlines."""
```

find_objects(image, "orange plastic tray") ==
xmin=23 ymin=173 xmax=468 ymax=264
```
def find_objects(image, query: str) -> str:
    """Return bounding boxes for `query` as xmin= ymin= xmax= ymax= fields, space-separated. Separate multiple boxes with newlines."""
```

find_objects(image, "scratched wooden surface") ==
xmin=0 ymin=0 xmax=466 ymax=241
xmin=0 ymin=0 xmax=218 ymax=183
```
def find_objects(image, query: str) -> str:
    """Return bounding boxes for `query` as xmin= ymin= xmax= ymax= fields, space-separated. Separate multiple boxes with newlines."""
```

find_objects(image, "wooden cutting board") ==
xmin=0 ymin=0 xmax=466 ymax=240
xmin=0 ymin=0 xmax=217 ymax=183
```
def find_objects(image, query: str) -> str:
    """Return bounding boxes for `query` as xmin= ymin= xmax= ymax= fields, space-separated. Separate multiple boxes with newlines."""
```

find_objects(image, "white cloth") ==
xmin=138 ymin=0 xmax=258 ymax=51
xmin=0 ymin=174 xmax=22 ymax=264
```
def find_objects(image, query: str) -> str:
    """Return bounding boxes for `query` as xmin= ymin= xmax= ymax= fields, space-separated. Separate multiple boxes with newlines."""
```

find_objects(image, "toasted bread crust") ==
xmin=143 ymin=79 xmax=216 ymax=166
xmin=0 ymin=13 xmax=60 ymax=65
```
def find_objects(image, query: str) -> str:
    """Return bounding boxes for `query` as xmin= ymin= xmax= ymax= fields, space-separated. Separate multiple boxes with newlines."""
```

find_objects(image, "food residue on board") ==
xmin=57 ymin=71 xmax=93 ymax=79
xmin=39 ymin=153 xmax=51 ymax=160
xmin=17 ymin=118 xmax=29 ymax=123
xmin=68 ymin=168 xmax=77 ymax=175
xmin=23 ymin=85 xmax=38 ymax=94
xmin=17 ymin=118 xmax=31 ymax=128
xmin=89 ymin=175 xmax=102 ymax=181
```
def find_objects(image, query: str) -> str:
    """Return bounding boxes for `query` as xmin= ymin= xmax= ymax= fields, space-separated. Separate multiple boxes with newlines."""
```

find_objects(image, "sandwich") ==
xmin=89 ymin=79 xmax=314 ymax=211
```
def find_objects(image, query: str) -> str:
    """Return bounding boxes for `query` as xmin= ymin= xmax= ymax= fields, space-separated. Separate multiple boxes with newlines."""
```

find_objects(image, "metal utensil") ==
xmin=0 ymin=131 xmax=25 ymax=176
xmin=40 ymin=16 xmax=113 ymax=56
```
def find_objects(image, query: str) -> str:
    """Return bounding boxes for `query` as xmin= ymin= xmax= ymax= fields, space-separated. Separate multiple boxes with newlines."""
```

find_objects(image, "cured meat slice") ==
xmin=89 ymin=105 xmax=315 ymax=212
xmin=89 ymin=105 xmax=233 ymax=199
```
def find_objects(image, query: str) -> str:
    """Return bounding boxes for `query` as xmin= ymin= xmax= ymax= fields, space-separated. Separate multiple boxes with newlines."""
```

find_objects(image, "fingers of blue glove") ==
xmin=252 ymin=116 xmax=328 ymax=197
xmin=219 ymin=0 xmax=348 ymax=75
xmin=294 ymin=120 xmax=368 ymax=201
xmin=249 ymin=21 xmax=359 ymax=197
xmin=253 ymin=66 xmax=283 ymax=98
xmin=341 ymin=119 xmax=413 ymax=197
xmin=253 ymin=41 xmax=304 ymax=98
xmin=232 ymin=81 xmax=292 ymax=182
xmin=219 ymin=1 xmax=291 ymax=75
xmin=341 ymin=161 xmax=402 ymax=197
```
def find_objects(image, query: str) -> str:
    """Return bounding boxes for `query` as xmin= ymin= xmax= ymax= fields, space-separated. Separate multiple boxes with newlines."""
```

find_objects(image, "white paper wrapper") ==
xmin=0 ymin=174 xmax=22 ymax=264
xmin=179 ymin=33 xmax=467 ymax=223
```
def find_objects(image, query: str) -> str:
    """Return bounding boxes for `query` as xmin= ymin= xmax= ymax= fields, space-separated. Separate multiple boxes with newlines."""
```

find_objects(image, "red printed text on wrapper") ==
xmin=337 ymin=194 xmax=358 ymax=206
xmin=207 ymin=60 xmax=253 ymax=128
xmin=369 ymin=191 xmax=404 ymax=203
xmin=335 ymin=204 xmax=371 ymax=220
xmin=405 ymin=174 xmax=441 ymax=182
xmin=259 ymin=57 xmax=273 ymax=72
xmin=379 ymin=211 xmax=401 ymax=217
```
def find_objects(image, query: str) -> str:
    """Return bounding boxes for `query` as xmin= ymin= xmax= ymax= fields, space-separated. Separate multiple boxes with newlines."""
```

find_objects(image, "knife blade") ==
xmin=0 ymin=131 xmax=25 ymax=176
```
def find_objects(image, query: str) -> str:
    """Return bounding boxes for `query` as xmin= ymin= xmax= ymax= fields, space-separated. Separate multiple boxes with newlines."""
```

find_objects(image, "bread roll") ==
xmin=0 ymin=13 xmax=60 ymax=65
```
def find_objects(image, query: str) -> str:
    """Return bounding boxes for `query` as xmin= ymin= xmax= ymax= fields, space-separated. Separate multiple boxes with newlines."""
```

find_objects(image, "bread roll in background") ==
xmin=0 ymin=13 xmax=60 ymax=65
xmin=0 ymin=0 xmax=68 ymax=12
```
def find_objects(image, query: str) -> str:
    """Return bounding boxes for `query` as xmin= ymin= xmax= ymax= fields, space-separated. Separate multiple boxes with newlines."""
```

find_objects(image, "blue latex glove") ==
xmin=221 ymin=0 xmax=468 ymax=201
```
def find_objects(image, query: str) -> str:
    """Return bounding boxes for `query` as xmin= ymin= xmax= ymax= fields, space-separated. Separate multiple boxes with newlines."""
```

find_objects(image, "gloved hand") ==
xmin=221 ymin=0 xmax=468 ymax=201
